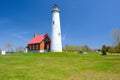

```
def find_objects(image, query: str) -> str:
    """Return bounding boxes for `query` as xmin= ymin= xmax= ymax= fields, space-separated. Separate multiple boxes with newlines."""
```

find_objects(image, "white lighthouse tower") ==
xmin=51 ymin=4 xmax=62 ymax=52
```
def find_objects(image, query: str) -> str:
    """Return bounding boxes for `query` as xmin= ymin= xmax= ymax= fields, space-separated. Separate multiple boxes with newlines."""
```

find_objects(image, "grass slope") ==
xmin=0 ymin=53 xmax=120 ymax=80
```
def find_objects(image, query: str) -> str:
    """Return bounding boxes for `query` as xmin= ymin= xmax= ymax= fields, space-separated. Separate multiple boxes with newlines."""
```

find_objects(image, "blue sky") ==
xmin=0 ymin=0 xmax=120 ymax=50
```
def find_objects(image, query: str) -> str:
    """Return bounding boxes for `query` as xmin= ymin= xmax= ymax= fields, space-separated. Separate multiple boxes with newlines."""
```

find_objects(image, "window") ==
xmin=33 ymin=45 xmax=35 ymax=49
xmin=29 ymin=45 xmax=32 ymax=50
xmin=53 ymin=21 xmax=55 ymax=24
xmin=58 ymin=33 xmax=60 ymax=36
xmin=45 ymin=38 xmax=48 ymax=42
xmin=36 ymin=45 xmax=39 ymax=49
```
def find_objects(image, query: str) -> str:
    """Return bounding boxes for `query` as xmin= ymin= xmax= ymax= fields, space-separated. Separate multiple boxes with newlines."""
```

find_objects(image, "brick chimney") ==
xmin=34 ymin=33 xmax=38 ymax=38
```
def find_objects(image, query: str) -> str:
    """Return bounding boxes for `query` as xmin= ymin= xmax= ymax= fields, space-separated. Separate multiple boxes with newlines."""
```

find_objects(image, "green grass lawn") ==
xmin=0 ymin=52 xmax=120 ymax=80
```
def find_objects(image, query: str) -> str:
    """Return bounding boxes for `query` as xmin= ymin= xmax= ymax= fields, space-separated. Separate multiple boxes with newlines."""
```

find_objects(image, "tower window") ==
xmin=58 ymin=33 xmax=60 ymax=35
xmin=53 ymin=21 xmax=55 ymax=24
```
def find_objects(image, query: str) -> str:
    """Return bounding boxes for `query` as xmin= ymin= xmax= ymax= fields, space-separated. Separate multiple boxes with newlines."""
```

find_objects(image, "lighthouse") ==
xmin=51 ymin=4 xmax=62 ymax=52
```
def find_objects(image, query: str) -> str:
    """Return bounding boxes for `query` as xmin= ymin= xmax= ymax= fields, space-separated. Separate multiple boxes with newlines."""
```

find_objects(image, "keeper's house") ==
xmin=26 ymin=34 xmax=51 ymax=52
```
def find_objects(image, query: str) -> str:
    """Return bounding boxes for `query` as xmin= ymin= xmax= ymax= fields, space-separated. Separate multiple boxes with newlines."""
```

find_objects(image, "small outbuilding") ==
xmin=26 ymin=34 xmax=51 ymax=52
xmin=0 ymin=49 xmax=6 ymax=55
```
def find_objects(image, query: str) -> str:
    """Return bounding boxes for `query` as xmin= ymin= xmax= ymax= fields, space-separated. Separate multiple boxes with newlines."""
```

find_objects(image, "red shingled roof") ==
xmin=28 ymin=34 xmax=47 ymax=44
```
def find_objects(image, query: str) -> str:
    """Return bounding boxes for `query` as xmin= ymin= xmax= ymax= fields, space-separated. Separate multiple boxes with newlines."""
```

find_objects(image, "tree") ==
xmin=112 ymin=29 xmax=120 ymax=46
xmin=112 ymin=29 xmax=120 ymax=52
xmin=101 ymin=45 xmax=107 ymax=55
xmin=82 ymin=45 xmax=92 ymax=52
xmin=63 ymin=44 xmax=92 ymax=53
xmin=16 ymin=46 xmax=25 ymax=52
xmin=0 ymin=48 xmax=1 ymax=52
xmin=5 ymin=42 xmax=13 ymax=53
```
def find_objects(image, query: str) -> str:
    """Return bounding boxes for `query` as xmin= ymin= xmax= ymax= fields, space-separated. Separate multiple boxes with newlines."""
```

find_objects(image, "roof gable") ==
xmin=28 ymin=34 xmax=48 ymax=44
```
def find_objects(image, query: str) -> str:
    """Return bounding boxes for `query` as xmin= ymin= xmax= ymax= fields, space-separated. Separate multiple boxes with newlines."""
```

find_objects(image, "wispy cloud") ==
xmin=0 ymin=18 xmax=11 ymax=24
xmin=17 ymin=32 xmax=29 ymax=35
xmin=12 ymin=32 xmax=29 ymax=42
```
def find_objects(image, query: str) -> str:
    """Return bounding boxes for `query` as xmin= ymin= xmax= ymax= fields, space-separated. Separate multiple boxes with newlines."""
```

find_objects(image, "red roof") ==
xmin=28 ymin=34 xmax=47 ymax=44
